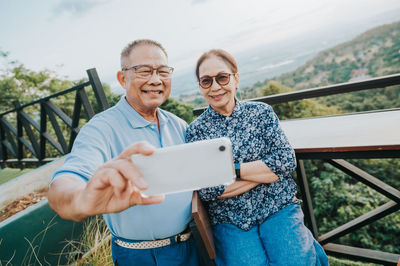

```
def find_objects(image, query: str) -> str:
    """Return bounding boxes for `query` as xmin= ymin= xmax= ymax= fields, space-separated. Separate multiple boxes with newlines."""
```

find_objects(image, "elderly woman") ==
xmin=186 ymin=49 xmax=328 ymax=266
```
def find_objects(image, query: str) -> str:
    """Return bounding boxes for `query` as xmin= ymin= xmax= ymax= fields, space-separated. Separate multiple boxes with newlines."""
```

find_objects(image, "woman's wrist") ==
xmin=235 ymin=163 xmax=242 ymax=181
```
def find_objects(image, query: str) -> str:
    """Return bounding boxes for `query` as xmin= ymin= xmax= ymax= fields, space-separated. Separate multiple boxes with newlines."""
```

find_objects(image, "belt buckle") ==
xmin=175 ymin=233 xmax=183 ymax=243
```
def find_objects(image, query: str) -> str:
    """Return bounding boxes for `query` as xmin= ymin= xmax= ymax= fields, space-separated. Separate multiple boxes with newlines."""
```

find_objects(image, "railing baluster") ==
xmin=87 ymin=68 xmax=109 ymax=111
xmin=319 ymin=201 xmax=400 ymax=245
xmin=42 ymin=132 xmax=63 ymax=154
xmin=327 ymin=159 xmax=400 ymax=203
xmin=0 ymin=115 xmax=6 ymax=166
xmin=295 ymin=159 xmax=319 ymax=238
xmin=43 ymin=100 xmax=68 ymax=154
xmin=78 ymin=87 xmax=95 ymax=119
xmin=40 ymin=102 xmax=46 ymax=163
xmin=12 ymin=102 xmax=41 ymax=159
xmin=19 ymin=111 xmax=40 ymax=131
xmin=13 ymin=101 xmax=23 ymax=166
xmin=44 ymin=101 xmax=73 ymax=128
xmin=323 ymin=243 xmax=400 ymax=264
xmin=2 ymin=141 xmax=16 ymax=158
xmin=69 ymin=90 xmax=82 ymax=152
xmin=18 ymin=138 xmax=36 ymax=157
xmin=19 ymin=114 xmax=40 ymax=158
xmin=1 ymin=118 xmax=18 ymax=157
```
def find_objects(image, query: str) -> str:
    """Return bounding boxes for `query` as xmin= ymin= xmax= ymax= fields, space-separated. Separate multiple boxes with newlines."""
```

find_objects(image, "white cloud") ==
xmin=191 ymin=0 xmax=208 ymax=5
xmin=53 ymin=0 xmax=106 ymax=16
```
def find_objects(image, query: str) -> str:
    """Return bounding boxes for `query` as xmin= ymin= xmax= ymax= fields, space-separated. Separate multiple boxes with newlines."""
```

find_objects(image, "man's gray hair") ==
xmin=120 ymin=39 xmax=168 ymax=67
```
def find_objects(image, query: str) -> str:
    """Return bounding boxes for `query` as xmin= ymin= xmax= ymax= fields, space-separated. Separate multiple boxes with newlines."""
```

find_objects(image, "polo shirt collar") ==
xmin=157 ymin=108 xmax=169 ymax=127
xmin=118 ymin=97 xmax=169 ymax=129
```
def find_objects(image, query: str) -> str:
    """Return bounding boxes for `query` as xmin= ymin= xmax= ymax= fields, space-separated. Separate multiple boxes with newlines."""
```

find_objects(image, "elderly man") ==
xmin=48 ymin=39 xmax=200 ymax=265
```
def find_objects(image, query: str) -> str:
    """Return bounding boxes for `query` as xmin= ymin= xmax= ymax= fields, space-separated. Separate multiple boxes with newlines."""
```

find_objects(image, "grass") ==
xmin=66 ymin=216 xmax=382 ymax=266
xmin=0 ymin=167 xmax=33 ymax=185
xmin=65 ymin=215 xmax=113 ymax=266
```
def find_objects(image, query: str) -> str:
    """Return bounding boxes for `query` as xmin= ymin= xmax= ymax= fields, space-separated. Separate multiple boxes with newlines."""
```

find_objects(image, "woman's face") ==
xmin=198 ymin=55 xmax=238 ymax=115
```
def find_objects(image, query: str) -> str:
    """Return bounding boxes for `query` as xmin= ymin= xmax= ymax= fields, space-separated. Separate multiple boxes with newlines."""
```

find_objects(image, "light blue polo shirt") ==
xmin=52 ymin=97 xmax=193 ymax=240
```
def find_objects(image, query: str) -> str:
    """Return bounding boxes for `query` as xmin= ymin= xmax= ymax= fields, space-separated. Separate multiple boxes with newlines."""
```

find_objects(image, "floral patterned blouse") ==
xmin=186 ymin=100 xmax=299 ymax=230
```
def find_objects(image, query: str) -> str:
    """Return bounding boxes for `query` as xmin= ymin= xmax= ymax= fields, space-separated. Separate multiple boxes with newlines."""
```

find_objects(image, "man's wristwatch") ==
xmin=235 ymin=163 xmax=242 ymax=181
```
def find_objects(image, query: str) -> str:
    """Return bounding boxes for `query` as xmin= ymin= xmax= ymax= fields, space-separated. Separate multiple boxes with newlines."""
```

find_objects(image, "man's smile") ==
xmin=141 ymin=89 xmax=163 ymax=94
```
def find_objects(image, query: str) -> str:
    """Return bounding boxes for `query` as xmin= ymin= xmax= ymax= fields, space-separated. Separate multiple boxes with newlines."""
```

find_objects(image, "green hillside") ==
xmin=270 ymin=21 xmax=400 ymax=90
xmin=254 ymin=21 xmax=400 ymax=113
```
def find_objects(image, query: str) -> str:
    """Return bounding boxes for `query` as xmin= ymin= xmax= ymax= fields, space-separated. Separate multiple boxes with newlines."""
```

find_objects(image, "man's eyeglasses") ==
xmin=199 ymin=73 xmax=236 ymax=89
xmin=122 ymin=65 xmax=174 ymax=79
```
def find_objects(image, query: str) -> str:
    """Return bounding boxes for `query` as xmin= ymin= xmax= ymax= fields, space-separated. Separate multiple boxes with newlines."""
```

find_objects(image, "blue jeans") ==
xmin=111 ymin=236 xmax=200 ymax=266
xmin=212 ymin=204 xmax=329 ymax=266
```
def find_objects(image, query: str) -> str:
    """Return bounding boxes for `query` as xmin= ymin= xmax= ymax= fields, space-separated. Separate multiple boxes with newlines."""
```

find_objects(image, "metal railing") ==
xmin=194 ymin=73 xmax=400 ymax=265
xmin=0 ymin=68 xmax=109 ymax=167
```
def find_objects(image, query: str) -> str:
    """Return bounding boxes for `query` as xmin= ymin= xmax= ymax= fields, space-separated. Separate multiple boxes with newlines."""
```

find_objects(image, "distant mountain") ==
xmin=271 ymin=21 xmax=400 ymax=91
xmin=262 ymin=21 xmax=400 ymax=113
xmin=179 ymin=20 xmax=400 ymax=108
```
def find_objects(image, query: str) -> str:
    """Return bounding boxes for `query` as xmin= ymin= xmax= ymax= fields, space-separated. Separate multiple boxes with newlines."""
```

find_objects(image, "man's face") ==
xmin=118 ymin=45 xmax=171 ymax=114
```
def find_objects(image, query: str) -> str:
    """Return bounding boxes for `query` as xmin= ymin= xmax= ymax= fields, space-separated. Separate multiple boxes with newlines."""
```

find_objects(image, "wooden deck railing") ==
xmin=0 ymin=68 xmax=109 ymax=167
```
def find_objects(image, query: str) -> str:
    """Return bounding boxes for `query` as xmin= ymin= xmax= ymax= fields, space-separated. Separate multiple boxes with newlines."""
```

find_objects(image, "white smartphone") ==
xmin=130 ymin=137 xmax=235 ymax=197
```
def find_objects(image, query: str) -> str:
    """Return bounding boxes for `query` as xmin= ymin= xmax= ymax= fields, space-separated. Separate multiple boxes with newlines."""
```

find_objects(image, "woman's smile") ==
xmin=209 ymin=92 xmax=227 ymax=101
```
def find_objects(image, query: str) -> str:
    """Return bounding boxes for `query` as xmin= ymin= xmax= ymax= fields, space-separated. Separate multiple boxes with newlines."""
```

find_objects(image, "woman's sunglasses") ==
xmin=199 ymin=73 xmax=236 ymax=89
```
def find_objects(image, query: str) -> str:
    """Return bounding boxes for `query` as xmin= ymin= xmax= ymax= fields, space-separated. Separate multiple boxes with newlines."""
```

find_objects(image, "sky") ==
xmin=1 ymin=0 xmax=400 ymax=94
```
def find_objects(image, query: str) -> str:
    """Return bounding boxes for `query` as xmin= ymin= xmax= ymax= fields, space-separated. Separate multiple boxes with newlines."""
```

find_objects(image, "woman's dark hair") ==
xmin=195 ymin=49 xmax=238 ymax=80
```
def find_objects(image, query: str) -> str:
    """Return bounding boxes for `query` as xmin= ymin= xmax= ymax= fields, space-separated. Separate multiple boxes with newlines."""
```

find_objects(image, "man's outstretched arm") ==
xmin=48 ymin=142 xmax=165 ymax=222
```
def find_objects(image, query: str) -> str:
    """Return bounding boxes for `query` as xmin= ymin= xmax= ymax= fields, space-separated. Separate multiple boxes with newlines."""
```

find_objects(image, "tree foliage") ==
xmin=260 ymin=80 xmax=339 ymax=119
xmin=321 ymin=85 xmax=400 ymax=113
xmin=0 ymin=52 xmax=120 ymax=114
xmin=0 ymin=58 xmax=73 ymax=113
xmin=161 ymin=97 xmax=195 ymax=124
